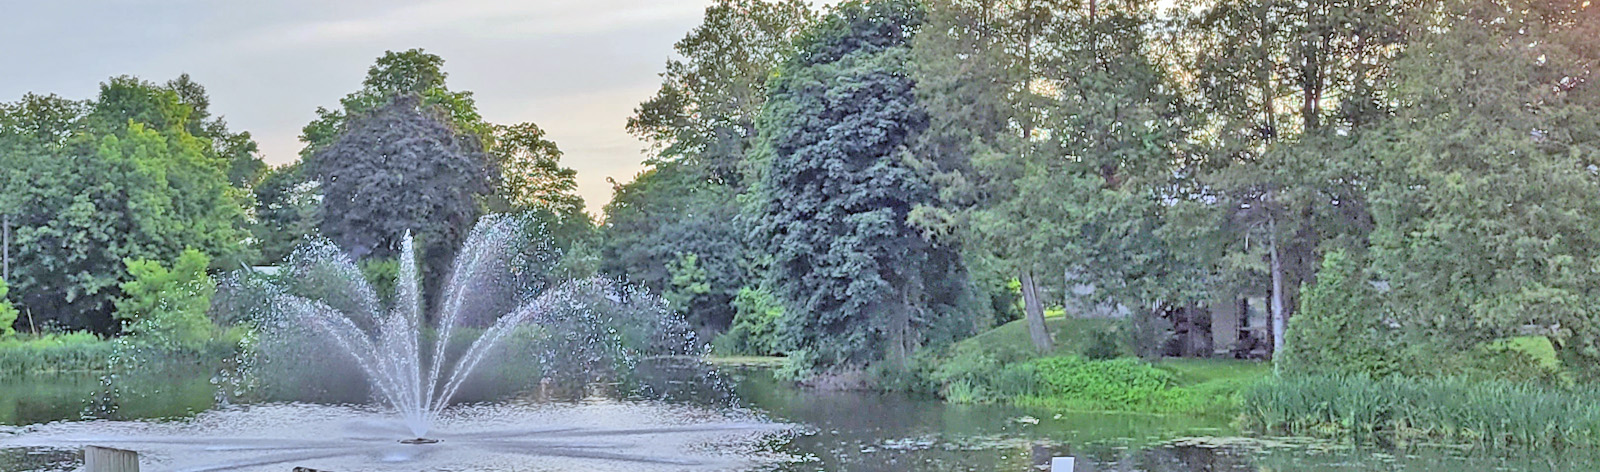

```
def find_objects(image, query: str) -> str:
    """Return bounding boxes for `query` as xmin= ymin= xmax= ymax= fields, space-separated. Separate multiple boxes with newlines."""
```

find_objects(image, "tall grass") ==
xmin=1244 ymin=374 xmax=1600 ymax=449
xmin=0 ymin=332 xmax=114 ymax=376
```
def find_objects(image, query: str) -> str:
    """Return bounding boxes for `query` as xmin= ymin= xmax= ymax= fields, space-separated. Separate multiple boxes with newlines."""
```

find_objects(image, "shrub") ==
xmin=713 ymin=286 xmax=783 ymax=356
xmin=1021 ymin=356 xmax=1177 ymax=410
xmin=1280 ymin=250 xmax=1399 ymax=376
xmin=0 ymin=279 xmax=17 ymax=339
xmin=115 ymin=249 xmax=221 ymax=352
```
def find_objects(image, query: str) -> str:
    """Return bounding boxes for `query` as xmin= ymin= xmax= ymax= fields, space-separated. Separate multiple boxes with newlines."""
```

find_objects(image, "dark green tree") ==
xmin=753 ymin=0 xmax=976 ymax=372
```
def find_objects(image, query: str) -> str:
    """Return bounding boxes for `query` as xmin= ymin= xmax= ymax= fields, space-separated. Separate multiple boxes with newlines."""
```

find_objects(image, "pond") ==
xmin=0 ymin=367 xmax=1588 ymax=471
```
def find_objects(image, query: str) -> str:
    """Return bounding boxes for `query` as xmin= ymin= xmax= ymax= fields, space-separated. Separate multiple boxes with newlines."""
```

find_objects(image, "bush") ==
xmin=713 ymin=286 xmax=783 ymax=356
xmin=0 ymin=279 xmax=17 ymax=339
xmin=116 ymin=249 xmax=219 ymax=351
xmin=1019 ymin=356 xmax=1178 ymax=410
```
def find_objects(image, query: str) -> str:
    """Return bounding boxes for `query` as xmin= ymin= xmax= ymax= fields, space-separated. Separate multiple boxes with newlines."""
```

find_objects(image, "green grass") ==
xmin=954 ymin=316 xmax=1125 ymax=361
xmin=705 ymin=355 xmax=787 ymax=367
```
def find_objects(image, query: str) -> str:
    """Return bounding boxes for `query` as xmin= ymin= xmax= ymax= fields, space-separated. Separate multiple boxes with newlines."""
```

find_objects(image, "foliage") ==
xmin=0 ymin=77 xmax=252 ymax=331
xmin=114 ymin=249 xmax=217 ymax=351
xmin=713 ymin=286 xmax=784 ymax=356
xmin=954 ymin=315 xmax=1130 ymax=362
xmin=490 ymin=122 xmax=582 ymax=214
xmin=299 ymin=49 xmax=488 ymax=160
xmin=663 ymin=252 xmax=711 ymax=317
xmin=607 ymin=1 xmax=813 ymax=335
xmin=358 ymin=257 xmax=400 ymax=306
xmin=313 ymin=94 xmax=494 ymax=289
xmin=628 ymin=0 xmax=815 ymax=185
xmin=1244 ymin=373 xmax=1600 ymax=449
xmin=1280 ymin=250 xmax=1396 ymax=376
xmin=0 ymin=279 xmax=17 ymax=338
xmin=251 ymin=163 xmax=321 ymax=264
xmin=602 ymin=162 xmax=747 ymax=332
xmin=1364 ymin=0 xmax=1600 ymax=377
xmin=753 ymin=0 xmax=977 ymax=371
xmin=930 ymin=350 xmax=1266 ymax=417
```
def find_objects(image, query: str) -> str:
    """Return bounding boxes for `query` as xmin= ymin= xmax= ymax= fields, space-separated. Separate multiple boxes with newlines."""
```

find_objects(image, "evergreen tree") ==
xmin=754 ymin=0 xmax=975 ymax=371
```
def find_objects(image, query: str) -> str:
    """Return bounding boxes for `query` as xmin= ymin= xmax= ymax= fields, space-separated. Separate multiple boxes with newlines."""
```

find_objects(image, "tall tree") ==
xmin=607 ymin=0 xmax=815 ymax=335
xmin=754 ymin=0 xmax=976 ymax=371
xmin=490 ymin=122 xmax=582 ymax=215
xmin=1365 ymin=0 xmax=1600 ymax=374
xmin=1177 ymin=0 xmax=1409 ymax=354
xmin=628 ymin=0 xmax=815 ymax=186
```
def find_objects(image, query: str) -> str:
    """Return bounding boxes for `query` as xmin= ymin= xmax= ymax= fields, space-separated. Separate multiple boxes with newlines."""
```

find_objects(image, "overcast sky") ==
xmin=0 ymin=0 xmax=739 ymax=216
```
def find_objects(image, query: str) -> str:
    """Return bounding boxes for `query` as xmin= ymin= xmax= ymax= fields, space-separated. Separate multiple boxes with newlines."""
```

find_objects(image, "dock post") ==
xmin=84 ymin=445 xmax=139 ymax=472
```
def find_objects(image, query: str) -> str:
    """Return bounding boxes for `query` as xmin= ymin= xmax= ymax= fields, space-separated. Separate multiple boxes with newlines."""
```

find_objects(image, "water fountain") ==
xmin=0 ymin=215 xmax=789 ymax=471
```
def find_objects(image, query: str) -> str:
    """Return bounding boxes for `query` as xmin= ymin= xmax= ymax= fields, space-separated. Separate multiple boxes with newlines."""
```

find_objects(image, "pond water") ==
xmin=0 ymin=367 xmax=1590 ymax=471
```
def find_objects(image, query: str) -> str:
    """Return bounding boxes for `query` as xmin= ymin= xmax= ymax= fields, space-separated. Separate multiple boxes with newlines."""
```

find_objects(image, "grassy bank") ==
xmin=0 ymin=333 xmax=114 ymax=376
xmin=1244 ymin=373 xmax=1600 ymax=448
xmin=928 ymin=316 xmax=1269 ymax=417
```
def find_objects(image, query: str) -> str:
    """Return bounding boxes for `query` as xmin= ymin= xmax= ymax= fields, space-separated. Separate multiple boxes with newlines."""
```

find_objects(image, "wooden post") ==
xmin=84 ymin=445 xmax=139 ymax=472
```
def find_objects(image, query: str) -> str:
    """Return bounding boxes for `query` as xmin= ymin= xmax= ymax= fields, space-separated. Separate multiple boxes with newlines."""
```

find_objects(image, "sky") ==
xmin=0 ymin=0 xmax=732 ymax=216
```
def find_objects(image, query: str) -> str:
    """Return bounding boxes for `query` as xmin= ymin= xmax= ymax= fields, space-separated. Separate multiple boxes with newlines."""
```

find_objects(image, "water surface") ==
xmin=1 ymin=369 xmax=1592 ymax=471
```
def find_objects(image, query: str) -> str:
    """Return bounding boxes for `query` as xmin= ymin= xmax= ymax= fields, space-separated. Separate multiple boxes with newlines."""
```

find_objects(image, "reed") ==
xmin=0 ymin=332 xmax=114 ymax=376
xmin=1243 ymin=373 xmax=1600 ymax=449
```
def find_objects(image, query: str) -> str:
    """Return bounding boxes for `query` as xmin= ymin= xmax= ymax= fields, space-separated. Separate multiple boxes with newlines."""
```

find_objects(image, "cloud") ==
xmin=231 ymin=0 xmax=707 ymax=52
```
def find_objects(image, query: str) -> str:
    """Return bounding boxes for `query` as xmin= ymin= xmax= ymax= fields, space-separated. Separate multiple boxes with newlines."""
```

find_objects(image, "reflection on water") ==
xmin=3 ymin=367 xmax=1598 ymax=471
xmin=729 ymin=368 xmax=1597 ymax=472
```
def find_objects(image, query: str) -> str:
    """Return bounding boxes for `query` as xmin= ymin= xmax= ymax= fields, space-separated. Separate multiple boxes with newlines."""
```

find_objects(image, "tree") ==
xmin=300 ymin=49 xmax=488 ymax=161
xmin=0 ymin=279 xmax=17 ymax=338
xmin=313 ymin=94 xmax=494 ymax=282
xmin=628 ymin=0 xmax=815 ymax=186
xmin=601 ymin=162 xmax=747 ymax=332
xmin=1364 ymin=0 xmax=1600 ymax=374
xmin=910 ymin=0 xmax=1203 ymax=355
xmin=252 ymin=162 xmax=322 ymax=264
xmin=1176 ymin=0 xmax=1410 ymax=355
xmin=0 ymin=77 xmax=250 ymax=331
xmin=753 ymin=0 xmax=976 ymax=371
xmin=1281 ymin=250 xmax=1393 ymax=375
xmin=606 ymin=0 xmax=815 ymax=337
xmin=490 ymin=122 xmax=582 ymax=214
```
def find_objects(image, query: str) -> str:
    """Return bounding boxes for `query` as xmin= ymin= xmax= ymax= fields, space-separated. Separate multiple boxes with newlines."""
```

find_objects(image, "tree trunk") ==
xmin=1269 ymin=211 xmax=1287 ymax=356
xmin=1021 ymin=269 xmax=1054 ymax=353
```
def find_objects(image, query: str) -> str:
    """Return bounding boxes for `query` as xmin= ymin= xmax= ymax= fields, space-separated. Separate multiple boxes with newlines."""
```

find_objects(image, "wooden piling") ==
xmin=83 ymin=445 xmax=139 ymax=472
